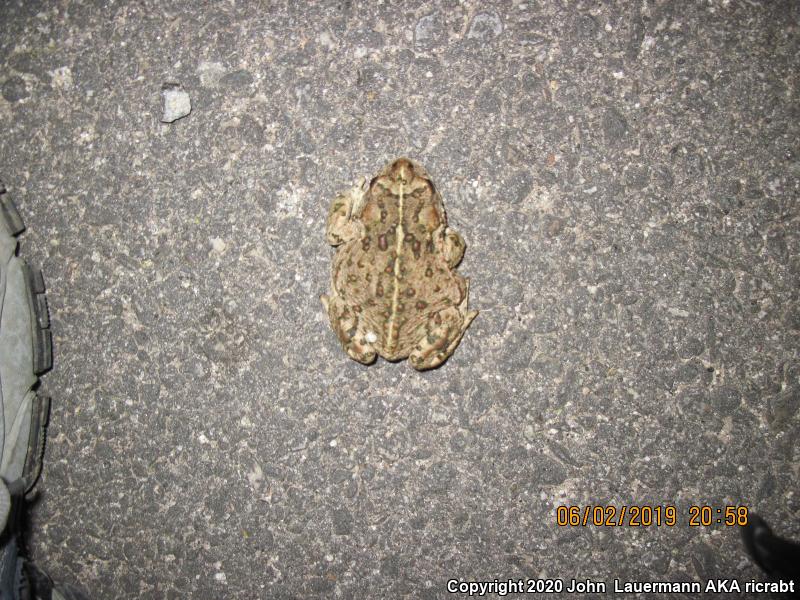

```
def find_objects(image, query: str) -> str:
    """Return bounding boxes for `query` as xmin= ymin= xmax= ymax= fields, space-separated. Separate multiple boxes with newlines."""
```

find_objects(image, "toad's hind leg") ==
xmin=321 ymin=293 xmax=377 ymax=366
xmin=408 ymin=280 xmax=478 ymax=370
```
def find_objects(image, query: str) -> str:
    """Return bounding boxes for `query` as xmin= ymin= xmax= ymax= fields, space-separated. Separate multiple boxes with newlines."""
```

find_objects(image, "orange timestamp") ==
xmin=555 ymin=505 xmax=749 ymax=527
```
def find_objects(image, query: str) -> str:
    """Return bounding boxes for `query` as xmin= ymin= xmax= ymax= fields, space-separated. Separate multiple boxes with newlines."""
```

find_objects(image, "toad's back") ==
xmin=331 ymin=159 xmax=467 ymax=360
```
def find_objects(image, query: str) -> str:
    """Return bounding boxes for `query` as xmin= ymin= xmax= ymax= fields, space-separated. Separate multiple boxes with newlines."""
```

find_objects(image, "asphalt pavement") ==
xmin=0 ymin=1 xmax=798 ymax=597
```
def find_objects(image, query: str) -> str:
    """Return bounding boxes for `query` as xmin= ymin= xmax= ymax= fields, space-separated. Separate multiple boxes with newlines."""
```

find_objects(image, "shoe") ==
xmin=742 ymin=513 xmax=800 ymax=598
xmin=0 ymin=180 xmax=51 ymax=499
xmin=0 ymin=183 xmax=87 ymax=600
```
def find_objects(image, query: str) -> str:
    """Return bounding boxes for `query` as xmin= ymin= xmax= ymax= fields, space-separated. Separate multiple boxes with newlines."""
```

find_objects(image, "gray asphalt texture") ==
xmin=1 ymin=1 xmax=798 ymax=598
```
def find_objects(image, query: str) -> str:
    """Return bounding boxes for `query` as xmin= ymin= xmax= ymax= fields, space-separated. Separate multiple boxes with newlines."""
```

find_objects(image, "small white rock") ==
xmin=161 ymin=83 xmax=191 ymax=123
xmin=210 ymin=237 xmax=227 ymax=254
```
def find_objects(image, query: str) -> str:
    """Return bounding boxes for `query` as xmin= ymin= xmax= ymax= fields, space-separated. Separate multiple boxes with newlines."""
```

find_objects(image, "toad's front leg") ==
xmin=439 ymin=226 xmax=466 ymax=269
xmin=325 ymin=178 xmax=368 ymax=246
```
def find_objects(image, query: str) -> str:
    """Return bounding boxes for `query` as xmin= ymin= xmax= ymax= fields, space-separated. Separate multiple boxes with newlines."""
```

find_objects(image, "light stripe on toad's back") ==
xmin=386 ymin=161 xmax=408 ymax=353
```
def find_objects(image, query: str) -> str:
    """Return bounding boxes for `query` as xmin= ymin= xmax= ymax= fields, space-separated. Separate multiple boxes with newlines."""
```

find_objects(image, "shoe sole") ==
xmin=0 ymin=186 xmax=51 ymax=493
